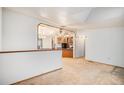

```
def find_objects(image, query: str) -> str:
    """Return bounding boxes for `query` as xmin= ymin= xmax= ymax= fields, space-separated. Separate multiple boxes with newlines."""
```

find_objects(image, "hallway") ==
xmin=15 ymin=58 xmax=124 ymax=85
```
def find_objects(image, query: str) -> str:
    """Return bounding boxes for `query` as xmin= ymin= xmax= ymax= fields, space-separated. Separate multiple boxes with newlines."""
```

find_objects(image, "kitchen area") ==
xmin=55 ymin=32 xmax=73 ymax=57
xmin=38 ymin=24 xmax=75 ymax=58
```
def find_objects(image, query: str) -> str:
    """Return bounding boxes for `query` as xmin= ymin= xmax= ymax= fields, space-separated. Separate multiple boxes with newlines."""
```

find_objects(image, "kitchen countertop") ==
xmin=0 ymin=48 xmax=62 ymax=54
xmin=62 ymin=48 xmax=73 ymax=50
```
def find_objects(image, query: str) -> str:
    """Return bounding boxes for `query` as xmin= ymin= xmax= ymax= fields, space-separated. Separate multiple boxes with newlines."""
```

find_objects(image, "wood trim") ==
xmin=0 ymin=48 xmax=62 ymax=54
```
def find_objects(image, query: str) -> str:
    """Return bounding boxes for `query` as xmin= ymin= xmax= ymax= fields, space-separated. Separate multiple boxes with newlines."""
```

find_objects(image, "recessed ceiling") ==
xmin=39 ymin=7 xmax=92 ymax=26
xmin=5 ymin=7 xmax=124 ymax=31
xmin=6 ymin=7 xmax=93 ymax=31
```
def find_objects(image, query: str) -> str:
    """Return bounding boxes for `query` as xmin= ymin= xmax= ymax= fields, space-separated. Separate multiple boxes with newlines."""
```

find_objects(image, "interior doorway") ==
xmin=55 ymin=29 xmax=75 ymax=58
xmin=37 ymin=23 xmax=76 ymax=58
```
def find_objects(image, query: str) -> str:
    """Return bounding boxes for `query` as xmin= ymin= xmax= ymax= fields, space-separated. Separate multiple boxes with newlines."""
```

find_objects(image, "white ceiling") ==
xmin=5 ymin=7 xmax=124 ymax=31
xmin=39 ymin=7 xmax=92 ymax=25
xmin=6 ymin=7 xmax=92 ymax=30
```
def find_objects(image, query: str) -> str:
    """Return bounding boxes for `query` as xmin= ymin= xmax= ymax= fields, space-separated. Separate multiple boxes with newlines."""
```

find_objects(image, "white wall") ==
xmin=0 ymin=50 xmax=62 ymax=84
xmin=78 ymin=28 xmax=124 ymax=67
xmin=42 ymin=37 xmax=52 ymax=49
xmin=77 ymin=8 xmax=124 ymax=67
xmin=0 ymin=8 xmax=2 ymax=50
xmin=75 ymin=33 xmax=85 ymax=57
xmin=2 ymin=8 xmax=41 ymax=51
xmin=0 ymin=8 xmax=63 ymax=85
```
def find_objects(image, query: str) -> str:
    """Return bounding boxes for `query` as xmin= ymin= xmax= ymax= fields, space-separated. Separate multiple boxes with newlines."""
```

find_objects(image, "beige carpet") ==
xmin=15 ymin=57 xmax=124 ymax=85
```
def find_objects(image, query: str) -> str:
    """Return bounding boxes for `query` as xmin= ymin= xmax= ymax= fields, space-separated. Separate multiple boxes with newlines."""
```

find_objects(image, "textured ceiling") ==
xmin=5 ymin=7 xmax=124 ymax=31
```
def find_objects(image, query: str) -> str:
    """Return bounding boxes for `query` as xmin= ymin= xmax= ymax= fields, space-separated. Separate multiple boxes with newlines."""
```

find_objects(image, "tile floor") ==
xmin=15 ymin=57 xmax=124 ymax=85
